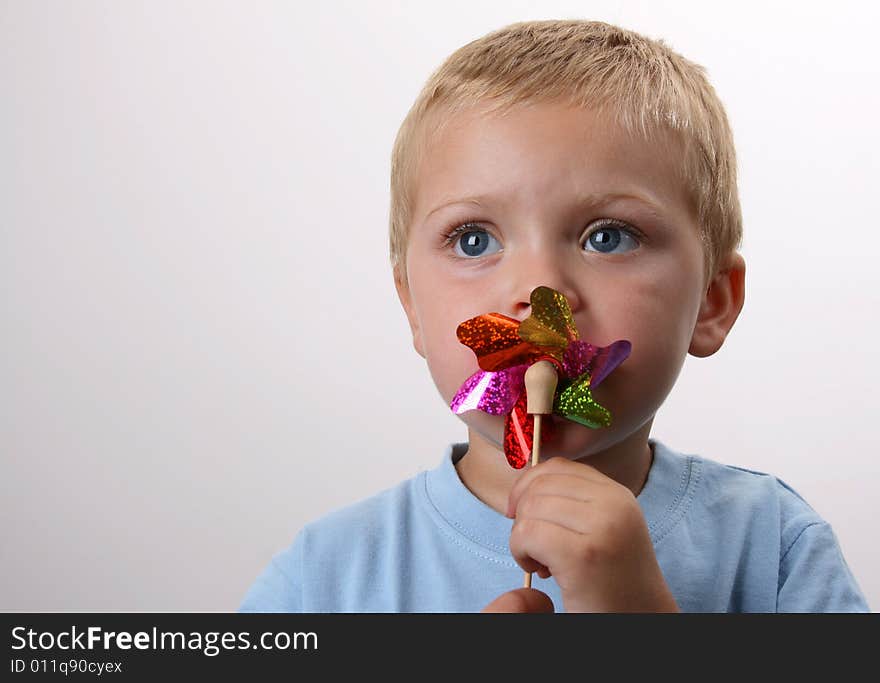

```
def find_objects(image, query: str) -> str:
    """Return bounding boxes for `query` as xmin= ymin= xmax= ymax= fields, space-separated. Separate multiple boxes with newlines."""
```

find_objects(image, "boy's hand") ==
xmin=481 ymin=588 xmax=555 ymax=613
xmin=505 ymin=456 xmax=679 ymax=613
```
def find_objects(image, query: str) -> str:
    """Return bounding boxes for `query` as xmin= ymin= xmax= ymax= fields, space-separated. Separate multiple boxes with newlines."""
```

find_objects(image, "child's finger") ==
xmin=514 ymin=493 xmax=595 ymax=535
xmin=507 ymin=459 xmax=610 ymax=517
xmin=505 ymin=473 xmax=599 ymax=518
xmin=509 ymin=517 xmax=582 ymax=575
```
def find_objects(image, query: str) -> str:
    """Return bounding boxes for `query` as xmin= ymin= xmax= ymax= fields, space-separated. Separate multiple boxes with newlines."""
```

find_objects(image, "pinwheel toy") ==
xmin=450 ymin=285 xmax=632 ymax=466
xmin=449 ymin=285 xmax=632 ymax=586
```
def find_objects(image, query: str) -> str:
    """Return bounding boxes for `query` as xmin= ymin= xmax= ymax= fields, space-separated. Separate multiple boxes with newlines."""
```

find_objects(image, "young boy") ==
xmin=239 ymin=19 xmax=869 ymax=612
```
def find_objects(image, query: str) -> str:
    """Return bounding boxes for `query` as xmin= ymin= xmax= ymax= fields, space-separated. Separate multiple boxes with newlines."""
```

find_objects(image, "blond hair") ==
xmin=389 ymin=19 xmax=742 ymax=283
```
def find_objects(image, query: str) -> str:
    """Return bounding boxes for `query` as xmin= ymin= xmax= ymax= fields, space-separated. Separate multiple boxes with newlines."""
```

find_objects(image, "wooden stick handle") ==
xmin=523 ymin=413 xmax=544 ymax=588
xmin=521 ymin=361 xmax=557 ymax=589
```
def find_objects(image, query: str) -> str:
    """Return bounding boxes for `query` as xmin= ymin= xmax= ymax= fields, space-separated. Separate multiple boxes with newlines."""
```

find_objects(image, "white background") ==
xmin=2 ymin=0 xmax=878 ymax=611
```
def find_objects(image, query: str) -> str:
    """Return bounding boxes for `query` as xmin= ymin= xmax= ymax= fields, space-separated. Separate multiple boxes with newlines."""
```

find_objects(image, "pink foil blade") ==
xmin=450 ymin=365 xmax=527 ymax=416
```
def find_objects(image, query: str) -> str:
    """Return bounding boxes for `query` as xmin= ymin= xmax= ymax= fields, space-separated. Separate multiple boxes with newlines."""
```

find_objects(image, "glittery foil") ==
xmin=450 ymin=285 xmax=631 ymax=469
xmin=554 ymin=372 xmax=612 ymax=428
xmin=503 ymin=390 xmax=557 ymax=469
xmin=457 ymin=313 xmax=552 ymax=372
xmin=450 ymin=364 xmax=528 ymax=416
xmin=503 ymin=391 xmax=533 ymax=469
xmin=561 ymin=340 xmax=595 ymax=378
xmin=562 ymin=339 xmax=631 ymax=389
xmin=518 ymin=285 xmax=579 ymax=350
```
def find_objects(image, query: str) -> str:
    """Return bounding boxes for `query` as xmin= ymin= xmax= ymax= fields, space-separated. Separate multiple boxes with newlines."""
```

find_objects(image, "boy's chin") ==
xmin=535 ymin=425 xmax=611 ymax=462
xmin=460 ymin=411 xmax=614 ymax=463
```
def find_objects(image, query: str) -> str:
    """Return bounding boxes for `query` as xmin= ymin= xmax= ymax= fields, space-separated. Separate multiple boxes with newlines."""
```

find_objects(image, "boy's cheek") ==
xmin=422 ymin=329 xmax=482 ymax=396
xmin=602 ymin=343 xmax=687 ymax=425
xmin=425 ymin=352 xmax=474 ymax=407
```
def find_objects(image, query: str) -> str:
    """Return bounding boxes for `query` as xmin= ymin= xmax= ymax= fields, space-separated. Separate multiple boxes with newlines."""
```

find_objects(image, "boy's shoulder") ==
xmin=302 ymin=467 xmax=427 ymax=541
xmin=649 ymin=441 xmax=869 ymax=612
xmin=238 ymin=458 xmax=440 ymax=613
xmin=652 ymin=439 xmax=826 ymax=542
xmin=694 ymin=447 xmax=819 ymax=514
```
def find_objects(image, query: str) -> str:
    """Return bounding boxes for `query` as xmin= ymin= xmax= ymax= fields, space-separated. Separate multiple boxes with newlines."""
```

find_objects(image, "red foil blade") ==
xmin=502 ymin=389 xmax=556 ymax=469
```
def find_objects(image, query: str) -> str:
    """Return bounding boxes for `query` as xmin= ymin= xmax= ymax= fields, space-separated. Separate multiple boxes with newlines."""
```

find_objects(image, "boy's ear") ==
xmin=689 ymin=252 xmax=746 ymax=358
xmin=394 ymin=266 xmax=426 ymax=358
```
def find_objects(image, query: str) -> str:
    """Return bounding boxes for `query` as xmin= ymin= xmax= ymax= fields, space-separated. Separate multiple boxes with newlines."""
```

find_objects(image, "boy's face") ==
xmin=396 ymin=101 xmax=740 ymax=460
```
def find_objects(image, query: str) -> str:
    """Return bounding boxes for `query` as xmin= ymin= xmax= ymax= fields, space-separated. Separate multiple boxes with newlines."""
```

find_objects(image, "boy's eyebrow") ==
xmin=425 ymin=191 xmax=665 ymax=220
xmin=425 ymin=196 xmax=486 ymax=220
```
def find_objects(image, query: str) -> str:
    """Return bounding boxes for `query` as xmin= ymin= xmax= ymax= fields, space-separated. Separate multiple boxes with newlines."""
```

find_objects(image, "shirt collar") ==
xmin=424 ymin=438 xmax=693 ymax=554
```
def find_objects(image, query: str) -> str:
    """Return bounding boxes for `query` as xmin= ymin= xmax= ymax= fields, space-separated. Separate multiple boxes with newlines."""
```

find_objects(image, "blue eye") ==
xmin=443 ymin=220 xmax=637 ymax=257
xmin=448 ymin=224 xmax=502 ymax=258
xmin=583 ymin=221 xmax=639 ymax=254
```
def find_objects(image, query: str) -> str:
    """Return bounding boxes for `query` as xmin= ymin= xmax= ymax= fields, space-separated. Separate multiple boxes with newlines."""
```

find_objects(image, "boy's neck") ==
xmin=454 ymin=422 xmax=655 ymax=515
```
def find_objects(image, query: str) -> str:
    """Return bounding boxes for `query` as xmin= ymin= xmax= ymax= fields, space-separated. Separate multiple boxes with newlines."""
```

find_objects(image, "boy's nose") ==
xmin=508 ymin=255 xmax=582 ymax=320
xmin=514 ymin=287 xmax=582 ymax=321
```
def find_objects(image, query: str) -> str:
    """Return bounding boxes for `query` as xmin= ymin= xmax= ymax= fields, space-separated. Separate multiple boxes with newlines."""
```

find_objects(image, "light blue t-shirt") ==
xmin=239 ymin=439 xmax=869 ymax=612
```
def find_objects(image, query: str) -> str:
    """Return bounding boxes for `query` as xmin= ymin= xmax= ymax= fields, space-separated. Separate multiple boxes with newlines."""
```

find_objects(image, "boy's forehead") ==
xmin=413 ymin=101 xmax=690 ymax=221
